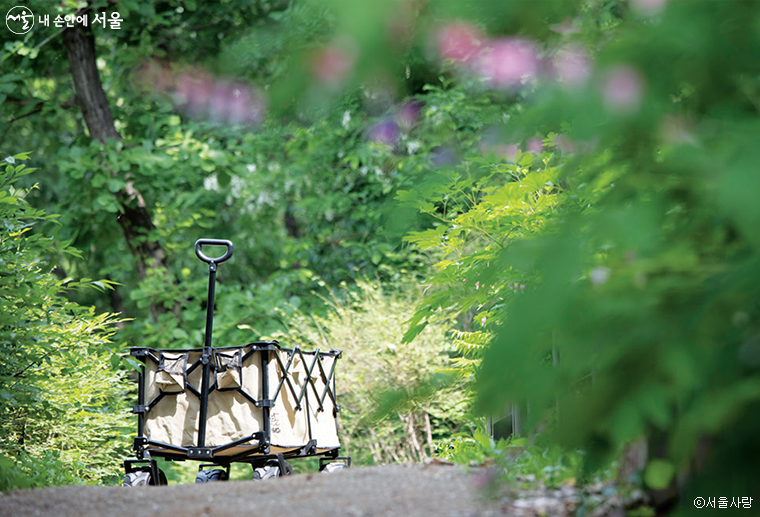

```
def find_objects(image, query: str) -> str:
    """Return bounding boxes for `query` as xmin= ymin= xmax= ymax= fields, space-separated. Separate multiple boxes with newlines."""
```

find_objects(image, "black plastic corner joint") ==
xmin=333 ymin=404 xmax=342 ymax=416
xmin=130 ymin=348 xmax=148 ymax=357
xmin=132 ymin=404 xmax=150 ymax=414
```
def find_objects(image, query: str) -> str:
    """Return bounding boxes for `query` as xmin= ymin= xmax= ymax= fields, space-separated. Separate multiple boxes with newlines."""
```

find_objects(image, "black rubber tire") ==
xmin=123 ymin=468 xmax=167 ymax=487
xmin=321 ymin=462 xmax=347 ymax=473
xmin=195 ymin=468 xmax=227 ymax=483
xmin=252 ymin=459 xmax=292 ymax=480
xmin=154 ymin=468 xmax=168 ymax=486
xmin=123 ymin=471 xmax=150 ymax=487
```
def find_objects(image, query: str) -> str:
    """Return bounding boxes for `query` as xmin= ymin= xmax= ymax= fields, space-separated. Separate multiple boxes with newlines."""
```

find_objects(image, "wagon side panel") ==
xmin=143 ymin=351 xmax=202 ymax=448
xmin=309 ymin=353 xmax=340 ymax=449
xmin=269 ymin=349 xmax=310 ymax=448
xmin=204 ymin=347 xmax=265 ymax=446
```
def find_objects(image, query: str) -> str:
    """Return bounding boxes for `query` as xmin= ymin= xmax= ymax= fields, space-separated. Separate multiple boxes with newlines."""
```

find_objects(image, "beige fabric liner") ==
xmin=144 ymin=345 xmax=340 ymax=455
xmin=155 ymin=352 xmax=186 ymax=393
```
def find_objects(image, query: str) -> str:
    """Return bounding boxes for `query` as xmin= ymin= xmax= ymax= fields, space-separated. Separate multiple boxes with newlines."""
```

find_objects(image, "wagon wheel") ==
xmin=195 ymin=468 xmax=229 ymax=483
xmin=321 ymin=462 xmax=347 ymax=473
xmin=123 ymin=468 xmax=168 ymax=487
xmin=252 ymin=459 xmax=293 ymax=480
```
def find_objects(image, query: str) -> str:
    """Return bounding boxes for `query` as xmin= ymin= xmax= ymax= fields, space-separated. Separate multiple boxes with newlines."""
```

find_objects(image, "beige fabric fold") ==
xmin=215 ymin=349 xmax=242 ymax=390
xmin=155 ymin=352 xmax=187 ymax=393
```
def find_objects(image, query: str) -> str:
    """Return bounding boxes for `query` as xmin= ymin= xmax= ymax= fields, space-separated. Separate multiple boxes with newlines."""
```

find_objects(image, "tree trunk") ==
xmin=61 ymin=23 xmax=119 ymax=143
xmin=62 ymin=22 xmax=166 ymax=321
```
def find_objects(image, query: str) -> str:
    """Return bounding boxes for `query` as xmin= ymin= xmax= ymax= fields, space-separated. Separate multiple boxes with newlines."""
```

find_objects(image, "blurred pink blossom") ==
xmin=603 ymin=65 xmax=645 ymax=113
xmin=225 ymin=84 xmax=265 ymax=126
xmin=312 ymin=41 xmax=356 ymax=86
xmin=527 ymin=138 xmax=544 ymax=154
xmin=554 ymin=135 xmax=575 ymax=153
xmin=174 ymin=71 xmax=214 ymax=116
xmin=500 ymin=143 xmax=520 ymax=161
xmin=138 ymin=63 xmax=265 ymax=126
xmin=553 ymin=135 xmax=598 ymax=154
xmin=435 ymin=21 xmax=483 ymax=64
xmin=552 ymin=44 xmax=592 ymax=88
xmin=368 ymin=120 xmax=400 ymax=145
xmin=395 ymin=100 xmax=422 ymax=131
xmin=630 ymin=0 xmax=667 ymax=14
xmin=475 ymin=38 xmax=539 ymax=89
xmin=209 ymin=81 xmax=235 ymax=122
xmin=480 ymin=141 xmax=519 ymax=161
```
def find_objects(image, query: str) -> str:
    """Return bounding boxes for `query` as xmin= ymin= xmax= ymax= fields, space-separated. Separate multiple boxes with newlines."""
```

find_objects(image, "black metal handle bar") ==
xmin=195 ymin=239 xmax=233 ymax=264
xmin=195 ymin=238 xmax=233 ymax=449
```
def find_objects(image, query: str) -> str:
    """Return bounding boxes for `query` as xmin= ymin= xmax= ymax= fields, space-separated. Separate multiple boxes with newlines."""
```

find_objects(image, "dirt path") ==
xmin=0 ymin=464 xmax=512 ymax=517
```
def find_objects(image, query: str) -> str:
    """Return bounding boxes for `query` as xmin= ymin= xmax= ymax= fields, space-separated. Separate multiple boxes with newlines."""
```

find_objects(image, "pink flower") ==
xmin=312 ymin=40 xmax=356 ymax=86
xmin=475 ymin=38 xmax=539 ymax=89
xmin=174 ymin=71 xmax=214 ymax=116
xmin=395 ymin=101 xmax=422 ymax=131
xmin=527 ymin=138 xmax=544 ymax=154
xmin=368 ymin=121 xmax=399 ymax=145
xmin=139 ymin=62 xmax=265 ymax=126
xmin=552 ymin=44 xmax=592 ymax=88
xmin=500 ymin=143 xmax=520 ymax=162
xmin=436 ymin=22 xmax=483 ymax=64
xmin=209 ymin=81 xmax=234 ymax=122
xmin=226 ymin=85 xmax=265 ymax=126
xmin=554 ymin=135 xmax=575 ymax=153
xmin=603 ymin=65 xmax=645 ymax=113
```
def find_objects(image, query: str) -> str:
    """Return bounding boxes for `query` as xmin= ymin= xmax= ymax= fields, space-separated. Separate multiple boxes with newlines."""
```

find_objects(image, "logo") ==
xmin=6 ymin=6 xmax=34 ymax=34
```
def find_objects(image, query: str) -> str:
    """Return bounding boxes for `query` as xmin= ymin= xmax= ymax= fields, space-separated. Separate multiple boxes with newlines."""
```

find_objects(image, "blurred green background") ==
xmin=2 ymin=1 xmax=759 ymax=513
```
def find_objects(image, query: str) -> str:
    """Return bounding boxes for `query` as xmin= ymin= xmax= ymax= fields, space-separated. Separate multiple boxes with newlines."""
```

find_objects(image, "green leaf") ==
xmin=644 ymin=459 xmax=675 ymax=490
xmin=172 ymin=328 xmax=189 ymax=340
xmin=91 ymin=174 xmax=107 ymax=188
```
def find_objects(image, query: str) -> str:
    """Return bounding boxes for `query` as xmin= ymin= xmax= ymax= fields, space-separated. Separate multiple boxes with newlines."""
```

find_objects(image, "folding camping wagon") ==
xmin=123 ymin=239 xmax=349 ymax=486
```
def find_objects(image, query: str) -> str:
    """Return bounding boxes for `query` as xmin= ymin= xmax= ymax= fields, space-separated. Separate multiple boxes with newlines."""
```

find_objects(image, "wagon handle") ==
xmin=194 ymin=238 xmax=233 ymax=449
xmin=195 ymin=239 xmax=233 ymax=266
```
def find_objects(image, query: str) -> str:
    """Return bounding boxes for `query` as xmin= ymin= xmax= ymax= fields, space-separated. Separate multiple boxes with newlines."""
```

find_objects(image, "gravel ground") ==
xmin=0 ymin=464 xmax=511 ymax=517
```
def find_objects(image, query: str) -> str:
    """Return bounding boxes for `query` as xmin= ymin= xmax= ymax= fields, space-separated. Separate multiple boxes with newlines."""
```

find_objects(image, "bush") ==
xmin=0 ymin=154 xmax=130 ymax=490
xmin=275 ymin=280 xmax=468 ymax=465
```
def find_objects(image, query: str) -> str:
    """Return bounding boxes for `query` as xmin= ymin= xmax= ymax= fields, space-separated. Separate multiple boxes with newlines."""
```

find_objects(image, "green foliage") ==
xmin=4 ymin=1 xmax=759 ymax=505
xmin=438 ymin=428 xmax=594 ymax=491
xmin=398 ymin=0 xmax=760 ymax=507
xmin=276 ymin=280 xmax=467 ymax=465
xmin=400 ymin=146 xmax=566 ymax=344
xmin=0 ymin=154 xmax=129 ymax=491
